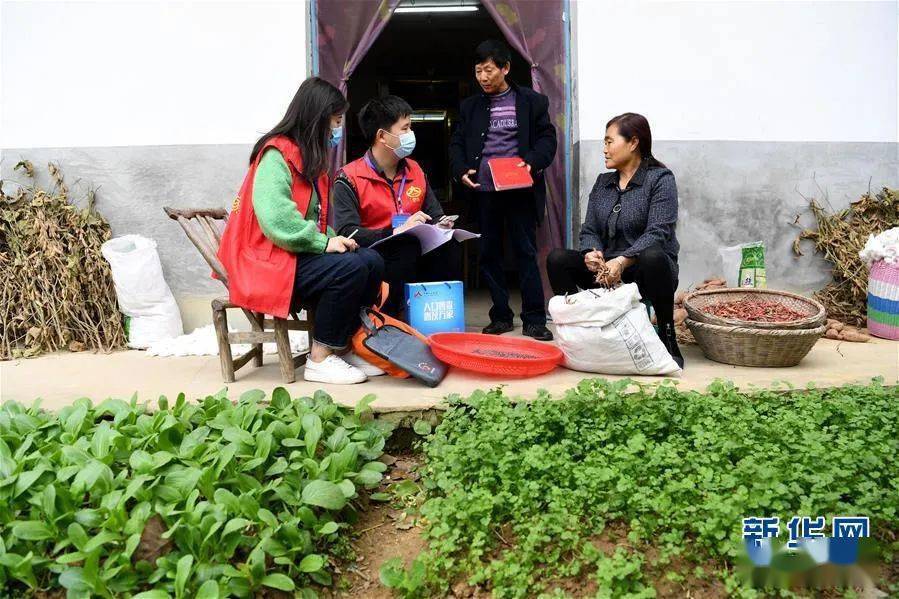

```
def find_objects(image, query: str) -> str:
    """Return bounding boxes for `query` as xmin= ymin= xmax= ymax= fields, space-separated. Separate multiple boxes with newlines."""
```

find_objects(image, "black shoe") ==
xmin=523 ymin=324 xmax=554 ymax=341
xmin=660 ymin=323 xmax=685 ymax=369
xmin=483 ymin=320 xmax=514 ymax=335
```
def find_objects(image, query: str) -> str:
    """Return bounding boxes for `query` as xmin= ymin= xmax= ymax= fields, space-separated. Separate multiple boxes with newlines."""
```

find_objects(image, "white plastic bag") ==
xmin=719 ymin=241 xmax=766 ymax=288
xmin=146 ymin=324 xmax=309 ymax=357
xmin=859 ymin=227 xmax=899 ymax=266
xmin=101 ymin=235 xmax=183 ymax=349
xmin=548 ymin=284 xmax=681 ymax=376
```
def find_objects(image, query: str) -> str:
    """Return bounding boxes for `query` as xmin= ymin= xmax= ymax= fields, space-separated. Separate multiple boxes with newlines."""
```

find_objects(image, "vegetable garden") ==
xmin=1 ymin=379 xmax=896 ymax=598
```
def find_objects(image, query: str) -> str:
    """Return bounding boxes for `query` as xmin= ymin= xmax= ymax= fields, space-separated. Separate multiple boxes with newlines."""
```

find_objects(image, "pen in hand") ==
xmin=341 ymin=228 xmax=359 ymax=252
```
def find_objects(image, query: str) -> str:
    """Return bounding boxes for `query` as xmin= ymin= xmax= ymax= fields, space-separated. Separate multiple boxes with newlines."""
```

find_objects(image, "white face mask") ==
xmin=382 ymin=129 xmax=416 ymax=159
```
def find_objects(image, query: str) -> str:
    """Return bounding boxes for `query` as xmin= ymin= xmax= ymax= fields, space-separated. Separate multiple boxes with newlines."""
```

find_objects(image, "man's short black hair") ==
xmin=357 ymin=95 xmax=413 ymax=144
xmin=475 ymin=39 xmax=511 ymax=69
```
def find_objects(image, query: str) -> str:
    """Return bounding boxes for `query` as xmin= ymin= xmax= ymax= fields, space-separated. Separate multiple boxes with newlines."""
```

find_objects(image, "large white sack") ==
xmin=548 ymin=284 xmax=681 ymax=376
xmin=101 ymin=235 xmax=183 ymax=349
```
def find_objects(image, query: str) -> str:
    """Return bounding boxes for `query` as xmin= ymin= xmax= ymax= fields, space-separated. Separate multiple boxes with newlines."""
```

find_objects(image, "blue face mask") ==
xmin=329 ymin=126 xmax=343 ymax=148
xmin=383 ymin=130 xmax=416 ymax=159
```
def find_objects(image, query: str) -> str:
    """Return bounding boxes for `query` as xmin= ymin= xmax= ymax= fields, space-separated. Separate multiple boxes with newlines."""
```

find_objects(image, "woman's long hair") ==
xmin=250 ymin=77 xmax=349 ymax=180
xmin=606 ymin=113 xmax=666 ymax=169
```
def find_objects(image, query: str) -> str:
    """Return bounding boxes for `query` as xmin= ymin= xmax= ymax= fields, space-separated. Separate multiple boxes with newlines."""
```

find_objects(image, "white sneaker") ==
xmin=343 ymin=352 xmax=387 ymax=377
xmin=304 ymin=354 xmax=368 ymax=384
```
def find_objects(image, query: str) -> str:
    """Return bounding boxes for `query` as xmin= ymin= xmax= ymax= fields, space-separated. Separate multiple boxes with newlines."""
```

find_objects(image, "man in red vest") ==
xmin=332 ymin=96 xmax=461 ymax=318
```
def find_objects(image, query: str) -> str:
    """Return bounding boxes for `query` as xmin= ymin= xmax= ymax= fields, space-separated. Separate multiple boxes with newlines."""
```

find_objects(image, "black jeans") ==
xmin=291 ymin=248 xmax=384 ymax=349
xmin=373 ymin=236 xmax=463 ymax=320
xmin=477 ymin=190 xmax=546 ymax=326
xmin=546 ymin=245 xmax=677 ymax=328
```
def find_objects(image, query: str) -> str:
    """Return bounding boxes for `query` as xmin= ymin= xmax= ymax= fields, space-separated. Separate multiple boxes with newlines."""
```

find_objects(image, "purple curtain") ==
xmin=316 ymin=0 xmax=401 ymax=169
xmin=481 ymin=0 xmax=568 ymax=285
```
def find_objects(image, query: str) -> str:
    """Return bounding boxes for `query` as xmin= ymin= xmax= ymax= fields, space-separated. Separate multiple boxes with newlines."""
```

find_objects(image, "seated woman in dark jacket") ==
xmin=546 ymin=112 xmax=683 ymax=367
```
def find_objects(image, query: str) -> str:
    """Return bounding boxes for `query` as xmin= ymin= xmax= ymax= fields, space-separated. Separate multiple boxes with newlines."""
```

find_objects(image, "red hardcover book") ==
xmin=488 ymin=157 xmax=534 ymax=191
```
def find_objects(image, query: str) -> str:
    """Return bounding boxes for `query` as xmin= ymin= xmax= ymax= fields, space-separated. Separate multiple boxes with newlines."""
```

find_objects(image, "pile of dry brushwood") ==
xmin=793 ymin=187 xmax=898 ymax=326
xmin=0 ymin=161 xmax=126 ymax=359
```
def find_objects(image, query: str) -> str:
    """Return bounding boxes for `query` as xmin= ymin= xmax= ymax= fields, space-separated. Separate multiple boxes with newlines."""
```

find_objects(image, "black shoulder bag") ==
xmin=359 ymin=308 xmax=448 ymax=388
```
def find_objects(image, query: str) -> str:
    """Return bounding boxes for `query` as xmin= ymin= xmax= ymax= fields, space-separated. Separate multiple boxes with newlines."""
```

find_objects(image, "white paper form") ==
xmin=369 ymin=224 xmax=479 ymax=254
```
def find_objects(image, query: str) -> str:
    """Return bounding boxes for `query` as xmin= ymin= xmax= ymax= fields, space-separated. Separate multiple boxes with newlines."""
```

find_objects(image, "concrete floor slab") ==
xmin=3 ymin=292 xmax=896 ymax=412
xmin=2 ymin=331 xmax=895 ymax=413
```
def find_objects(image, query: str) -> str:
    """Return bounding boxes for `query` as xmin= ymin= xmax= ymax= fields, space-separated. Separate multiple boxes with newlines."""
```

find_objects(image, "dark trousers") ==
xmin=546 ymin=245 xmax=677 ymax=328
xmin=477 ymin=190 xmax=546 ymax=326
xmin=291 ymin=248 xmax=384 ymax=349
xmin=374 ymin=236 xmax=463 ymax=319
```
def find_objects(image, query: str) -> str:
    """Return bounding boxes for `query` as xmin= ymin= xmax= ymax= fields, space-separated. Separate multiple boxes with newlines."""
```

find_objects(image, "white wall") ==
xmin=5 ymin=1 xmax=896 ymax=148
xmin=575 ymin=0 xmax=899 ymax=143
xmin=1 ymin=1 xmax=308 ymax=149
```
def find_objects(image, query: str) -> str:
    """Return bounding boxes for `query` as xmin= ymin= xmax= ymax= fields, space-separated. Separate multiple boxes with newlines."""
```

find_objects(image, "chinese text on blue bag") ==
xmin=405 ymin=281 xmax=465 ymax=336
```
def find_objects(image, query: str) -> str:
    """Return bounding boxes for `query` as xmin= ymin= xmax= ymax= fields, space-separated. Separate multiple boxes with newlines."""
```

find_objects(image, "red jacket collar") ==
xmin=358 ymin=149 xmax=410 ymax=183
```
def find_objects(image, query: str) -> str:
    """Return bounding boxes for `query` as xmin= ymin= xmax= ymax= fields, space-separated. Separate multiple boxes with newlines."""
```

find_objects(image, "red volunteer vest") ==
xmin=340 ymin=155 xmax=427 ymax=229
xmin=217 ymin=136 xmax=329 ymax=318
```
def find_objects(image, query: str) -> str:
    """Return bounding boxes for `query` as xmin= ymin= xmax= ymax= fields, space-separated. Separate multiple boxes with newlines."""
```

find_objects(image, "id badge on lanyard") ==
xmin=390 ymin=175 xmax=410 ymax=229
xmin=394 ymin=173 xmax=408 ymax=214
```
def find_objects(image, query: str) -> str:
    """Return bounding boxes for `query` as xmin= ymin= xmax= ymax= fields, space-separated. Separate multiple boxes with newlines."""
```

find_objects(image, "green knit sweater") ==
xmin=252 ymin=148 xmax=334 ymax=254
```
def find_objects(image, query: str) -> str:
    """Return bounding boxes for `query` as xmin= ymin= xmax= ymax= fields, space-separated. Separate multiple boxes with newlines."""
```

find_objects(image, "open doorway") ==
xmin=344 ymin=5 xmax=532 ymax=288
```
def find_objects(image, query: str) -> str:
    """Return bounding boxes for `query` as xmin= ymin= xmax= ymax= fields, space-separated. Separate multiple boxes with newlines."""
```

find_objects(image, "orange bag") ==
xmin=351 ymin=284 xmax=428 ymax=378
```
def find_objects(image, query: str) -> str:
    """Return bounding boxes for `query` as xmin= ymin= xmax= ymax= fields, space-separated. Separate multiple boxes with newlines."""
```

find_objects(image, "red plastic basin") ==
xmin=428 ymin=332 xmax=563 ymax=377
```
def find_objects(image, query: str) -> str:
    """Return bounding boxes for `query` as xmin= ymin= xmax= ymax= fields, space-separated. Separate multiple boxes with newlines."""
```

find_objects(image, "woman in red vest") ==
xmin=218 ymin=77 xmax=385 ymax=384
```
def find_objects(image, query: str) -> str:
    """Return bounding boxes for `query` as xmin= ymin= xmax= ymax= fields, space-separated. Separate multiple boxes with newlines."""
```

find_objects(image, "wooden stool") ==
xmin=164 ymin=206 xmax=313 ymax=383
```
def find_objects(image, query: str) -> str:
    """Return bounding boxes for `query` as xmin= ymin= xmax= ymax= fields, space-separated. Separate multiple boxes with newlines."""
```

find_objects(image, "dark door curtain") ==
xmin=316 ymin=0 xmax=569 ymax=291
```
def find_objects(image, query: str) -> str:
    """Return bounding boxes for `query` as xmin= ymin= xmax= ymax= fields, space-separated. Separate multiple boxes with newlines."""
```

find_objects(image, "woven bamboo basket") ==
xmin=684 ymin=288 xmax=826 ymax=330
xmin=686 ymin=319 xmax=826 ymax=367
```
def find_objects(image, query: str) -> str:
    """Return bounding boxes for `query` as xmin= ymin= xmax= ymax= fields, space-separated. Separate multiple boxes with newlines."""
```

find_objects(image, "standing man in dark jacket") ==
xmin=450 ymin=39 xmax=557 ymax=341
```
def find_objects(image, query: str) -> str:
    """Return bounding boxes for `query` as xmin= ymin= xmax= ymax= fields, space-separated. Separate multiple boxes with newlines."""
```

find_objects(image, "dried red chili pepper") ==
xmin=702 ymin=300 xmax=806 ymax=323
